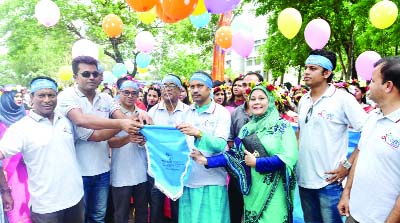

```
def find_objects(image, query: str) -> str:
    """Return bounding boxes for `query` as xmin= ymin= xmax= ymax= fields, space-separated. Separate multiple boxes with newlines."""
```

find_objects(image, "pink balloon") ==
xmin=34 ymin=0 xmax=60 ymax=27
xmin=135 ymin=31 xmax=155 ymax=53
xmin=355 ymin=51 xmax=381 ymax=80
xmin=204 ymin=0 xmax=241 ymax=14
xmin=232 ymin=32 xmax=254 ymax=58
xmin=304 ymin=19 xmax=331 ymax=50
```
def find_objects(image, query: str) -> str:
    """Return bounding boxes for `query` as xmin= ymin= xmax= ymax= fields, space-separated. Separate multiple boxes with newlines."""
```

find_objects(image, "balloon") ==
xmin=34 ymin=0 xmax=60 ymax=27
xmin=192 ymin=0 xmax=206 ymax=15
xmin=215 ymin=26 xmax=232 ymax=49
xmin=355 ymin=51 xmax=382 ymax=80
xmin=136 ymin=53 xmax=152 ymax=68
xmin=369 ymin=0 xmax=398 ymax=29
xmin=232 ymin=32 xmax=254 ymax=58
xmin=102 ymin=14 xmax=123 ymax=38
xmin=155 ymin=3 xmax=180 ymax=24
xmin=102 ymin=71 xmax=114 ymax=85
xmin=304 ymin=19 xmax=331 ymax=50
xmin=72 ymin=39 xmax=99 ymax=60
xmin=112 ymin=63 xmax=128 ymax=78
xmin=126 ymin=0 xmax=157 ymax=12
xmin=190 ymin=12 xmax=211 ymax=28
xmin=278 ymin=8 xmax=302 ymax=39
xmin=135 ymin=31 xmax=155 ymax=53
xmin=161 ymin=0 xmax=197 ymax=21
xmin=137 ymin=67 xmax=148 ymax=74
xmin=137 ymin=7 xmax=157 ymax=24
xmin=231 ymin=15 xmax=254 ymax=34
xmin=204 ymin=0 xmax=241 ymax=14
xmin=58 ymin=66 xmax=73 ymax=81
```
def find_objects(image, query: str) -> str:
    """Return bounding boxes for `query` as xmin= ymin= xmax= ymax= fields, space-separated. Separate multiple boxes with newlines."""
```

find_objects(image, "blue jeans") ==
xmin=82 ymin=172 xmax=110 ymax=223
xmin=299 ymin=183 xmax=343 ymax=223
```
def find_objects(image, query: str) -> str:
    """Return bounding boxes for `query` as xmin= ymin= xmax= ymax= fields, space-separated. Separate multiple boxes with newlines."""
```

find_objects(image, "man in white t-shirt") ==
xmin=0 ymin=77 xmax=84 ymax=223
xmin=338 ymin=57 xmax=400 ymax=223
xmin=296 ymin=49 xmax=367 ymax=223
xmin=56 ymin=56 xmax=145 ymax=223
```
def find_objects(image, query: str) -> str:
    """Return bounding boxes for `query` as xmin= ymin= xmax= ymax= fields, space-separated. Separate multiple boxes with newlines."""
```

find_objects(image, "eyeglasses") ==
xmin=79 ymin=71 xmax=100 ymax=78
xmin=162 ymin=84 xmax=178 ymax=89
xmin=305 ymin=105 xmax=313 ymax=124
xmin=121 ymin=90 xmax=139 ymax=97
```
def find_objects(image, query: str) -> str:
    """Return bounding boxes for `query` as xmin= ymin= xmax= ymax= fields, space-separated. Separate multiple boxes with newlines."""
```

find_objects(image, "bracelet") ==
xmin=196 ymin=130 xmax=202 ymax=139
xmin=0 ymin=187 xmax=11 ymax=194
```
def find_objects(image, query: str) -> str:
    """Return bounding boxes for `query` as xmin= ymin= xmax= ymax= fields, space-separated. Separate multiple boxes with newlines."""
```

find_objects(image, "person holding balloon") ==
xmin=296 ymin=49 xmax=367 ymax=223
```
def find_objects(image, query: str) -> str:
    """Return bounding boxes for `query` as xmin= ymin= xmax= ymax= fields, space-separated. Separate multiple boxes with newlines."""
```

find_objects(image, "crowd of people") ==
xmin=0 ymin=50 xmax=398 ymax=223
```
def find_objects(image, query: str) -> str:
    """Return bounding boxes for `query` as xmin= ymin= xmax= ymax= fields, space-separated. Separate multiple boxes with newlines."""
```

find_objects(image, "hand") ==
xmin=244 ymin=150 xmax=256 ymax=167
xmin=121 ymin=119 xmax=143 ymax=135
xmin=325 ymin=165 xmax=349 ymax=184
xmin=190 ymin=149 xmax=208 ymax=165
xmin=129 ymin=134 xmax=146 ymax=145
xmin=176 ymin=123 xmax=200 ymax=137
xmin=1 ymin=190 xmax=14 ymax=211
xmin=135 ymin=111 xmax=154 ymax=125
xmin=337 ymin=194 xmax=350 ymax=217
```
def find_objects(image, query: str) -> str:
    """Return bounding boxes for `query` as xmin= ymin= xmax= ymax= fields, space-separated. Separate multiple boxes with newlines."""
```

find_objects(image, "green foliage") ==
xmin=247 ymin=0 xmax=400 ymax=82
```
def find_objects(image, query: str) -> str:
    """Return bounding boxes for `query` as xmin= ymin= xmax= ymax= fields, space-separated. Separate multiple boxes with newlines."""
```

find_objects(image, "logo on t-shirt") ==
xmin=317 ymin=110 xmax=334 ymax=121
xmin=382 ymin=132 xmax=400 ymax=149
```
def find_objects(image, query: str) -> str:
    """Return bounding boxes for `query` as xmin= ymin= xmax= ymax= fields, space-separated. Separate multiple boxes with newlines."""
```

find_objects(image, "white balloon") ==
xmin=72 ymin=39 xmax=99 ymax=60
xmin=35 ymin=0 xmax=60 ymax=27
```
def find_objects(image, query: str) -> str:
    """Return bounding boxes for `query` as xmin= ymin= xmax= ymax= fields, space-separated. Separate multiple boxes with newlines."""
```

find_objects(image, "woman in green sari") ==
xmin=191 ymin=84 xmax=298 ymax=223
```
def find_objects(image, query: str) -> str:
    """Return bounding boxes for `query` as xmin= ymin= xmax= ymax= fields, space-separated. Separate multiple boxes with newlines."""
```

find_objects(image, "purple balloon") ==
xmin=304 ymin=19 xmax=331 ymax=50
xmin=135 ymin=31 xmax=155 ymax=53
xmin=204 ymin=0 xmax=241 ymax=14
xmin=232 ymin=32 xmax=254 ymax=58
xmin=355 ymin=51 xmax=381 ymax=80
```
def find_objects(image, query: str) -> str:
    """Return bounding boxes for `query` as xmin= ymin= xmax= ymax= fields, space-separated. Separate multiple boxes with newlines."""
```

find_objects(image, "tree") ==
xmin=247 ymin=0 xmax=400 ymax=82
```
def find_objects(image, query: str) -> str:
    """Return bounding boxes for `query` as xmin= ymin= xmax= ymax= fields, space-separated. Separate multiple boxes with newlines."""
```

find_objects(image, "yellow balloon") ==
xmin=58 ymin=66 xmax=73 ymax=81
xmin=369 ymin=0 xmax=398 ymax=29
xmin=137 ymin=67 xmax=148 ymax=73
xmin=192 ymin=0 xmax=206 ymax=16
xmin=138 ymin=7 xmax=157 ymax=25
xmin=277 ymin=8 xmax=302 ymax=39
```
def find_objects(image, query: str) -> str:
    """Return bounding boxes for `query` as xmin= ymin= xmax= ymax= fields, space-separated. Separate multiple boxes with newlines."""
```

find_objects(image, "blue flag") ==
xmin=140 ymin=125 xmax=192 ymax=201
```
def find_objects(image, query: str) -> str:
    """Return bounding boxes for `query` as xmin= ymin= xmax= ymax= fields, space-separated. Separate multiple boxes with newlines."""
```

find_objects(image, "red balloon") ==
xmin=156 ymin=3 xmax=180 ymax=24
xmin=126 ymin=0 xmax=157 ymax=12
xmin=161 ymin=0 xmax=198 ymax=20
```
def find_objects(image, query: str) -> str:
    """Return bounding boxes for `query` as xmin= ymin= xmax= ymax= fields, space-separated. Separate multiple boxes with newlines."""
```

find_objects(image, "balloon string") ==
xmin=381 ymin=29 xmax=384 ymax=56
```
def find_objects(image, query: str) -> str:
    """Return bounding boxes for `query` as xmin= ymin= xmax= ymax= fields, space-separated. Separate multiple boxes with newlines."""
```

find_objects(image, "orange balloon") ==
xmin=156 ymin=3 xmax=180 ymax=24
xmin=102 ymin=14 xmax=123 ymax=38
xmin=215 ymin=26 xmax=232 ymax=49
xmin=126 ymin=0 xmax=157 ymax=12
xmin=161 ymin=0 xmax=198 ymax=20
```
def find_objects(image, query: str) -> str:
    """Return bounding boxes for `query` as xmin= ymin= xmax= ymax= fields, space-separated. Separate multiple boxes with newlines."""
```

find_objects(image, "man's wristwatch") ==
xmin=342 ymin=159 xmax=352 ymax=170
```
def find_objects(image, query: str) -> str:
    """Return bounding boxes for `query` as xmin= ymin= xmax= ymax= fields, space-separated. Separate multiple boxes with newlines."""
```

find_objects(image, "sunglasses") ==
xmin=121 ymin=90 xmax=139 ymax=97
xmin=305 ymin=105 xmax=313 ymax=124
xmin=79 ymin=71 xmax=100 ymax=78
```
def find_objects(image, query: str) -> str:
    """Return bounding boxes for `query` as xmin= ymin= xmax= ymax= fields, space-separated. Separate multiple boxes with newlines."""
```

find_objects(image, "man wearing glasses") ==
xmin=56 ymin=56 xmax=144 ymax=223
xmin=147 ymin=74 xmax=189 ymax=223
xmin=296 ymin=50 xmax=366 ymax=223
xmin=108 ymin=78 xmax=148 ymax=223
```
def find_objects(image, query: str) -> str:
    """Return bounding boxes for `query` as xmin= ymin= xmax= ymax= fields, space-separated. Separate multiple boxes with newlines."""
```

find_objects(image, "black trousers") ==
xmin=229 ymin=176 xmax=244 ymax=223
xmin=111 ymin=182 xmax=149 ymax=223
xmin=31 ymin=198 xmax=84 ymax=223
xmin=149 ymin=177 xmax=178 ymax=223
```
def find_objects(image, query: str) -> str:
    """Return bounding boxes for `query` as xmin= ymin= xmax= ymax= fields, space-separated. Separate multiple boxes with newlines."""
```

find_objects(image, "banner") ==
xmin=212 ymin=11 xmax=233 ymax=81
xmin=140 ymin=125 xmax=192 ymax=201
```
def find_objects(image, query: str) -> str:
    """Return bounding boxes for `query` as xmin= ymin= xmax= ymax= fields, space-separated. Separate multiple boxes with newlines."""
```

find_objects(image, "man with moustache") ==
xmin=0 ymin=77 xmax=85 ymax=223
xmin=176 ymin=71 xmax=231 ymax=223
xmin=296 ymin=49 xmax=367 ymax=223
xmin=148 ymin=74 xmax=189 ymax=223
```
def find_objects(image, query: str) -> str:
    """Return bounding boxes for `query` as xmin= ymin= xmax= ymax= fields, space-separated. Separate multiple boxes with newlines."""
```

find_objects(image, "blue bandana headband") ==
xmin=30 ymin=79 xmax=58 ymax=93
xmin=190 ymin=72 xmax=213 ymax=89
xmin=305 ymin=55 xmax=333 ymax=71
xmin=120 ymin=80 xmax=139 ymax=90
xmin=162 ymin=75 xmax=182 ymax=88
